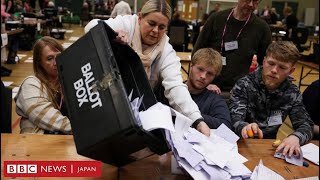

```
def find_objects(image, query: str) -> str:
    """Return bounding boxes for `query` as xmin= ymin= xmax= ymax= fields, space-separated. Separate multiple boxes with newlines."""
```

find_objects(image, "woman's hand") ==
xmin=114 ymin=30 xmax=129 ymax=45
xmin=196 ymin=121 xmax=210 ymax=137
xmin=206 ymin=84 xmax=221 ymax=95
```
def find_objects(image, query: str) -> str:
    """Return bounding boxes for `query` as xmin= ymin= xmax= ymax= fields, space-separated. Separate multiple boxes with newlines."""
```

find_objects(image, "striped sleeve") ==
xmin=15 ymin=77 xmax=71 ymax=134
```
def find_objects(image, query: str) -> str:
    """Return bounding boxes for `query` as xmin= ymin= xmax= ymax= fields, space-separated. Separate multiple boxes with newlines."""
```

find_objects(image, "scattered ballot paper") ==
xmin=139 ymin=103 xmax=175 ymax=132
xmin=69 ymin=37 xmax=80 ymax=41
xmin=301 ymin=143 xmax=319 ymax=165
xmin=51 ymin=28 xmax=66 ymax=33
xmin=62 ymin=42 xmax=73 ymax=49
xmin=285 ymin=151 xmax=304 ymax=166
xmin=12 ymin=86 xmax=20 ymax=99
xmin=214 ymin=123 xmax=239 ymax=144
xmin=17 ymin=54 xmax=27 ymax=58
xmin=3 ymin=81 xmax=13 ymax=87
xmin=24 ymin=59 xmax=33 ymax=63
xmin=251 ymin=160 xmax=284 ymax=180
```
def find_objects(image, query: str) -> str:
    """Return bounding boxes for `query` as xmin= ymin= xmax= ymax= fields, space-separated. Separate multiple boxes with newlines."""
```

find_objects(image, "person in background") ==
xmin=186 ymin=48 xmax=231 ymax=129
xmin=80 ymin=2 xmax=90 ymax=26
xmin=253 ymin=8 xmax=259 ymax=16
xmin=15 ymin=36 xmax=72 ymax=134
xmin=230 ymin=41 xmax=314 ymax=157
xmin=85 ymin=0 xmax=92 ymax=12
xmin=193 ymin=0 xmax=271 ymax=99
xmin=106 ymin=0 xmax=116 ymax=11
xmin=192 ymin=13 xmax=209 ymax=47
xmin=1 ymin=0 xmax=10 ymax=18
xmin=22 ymin=0 xmax=30 ymax=13
xmin=208 ymin=3 xmax=220 ymax=17
xmin=169 ymin=12 xmax=189 ymax=52
xmin=103 ymin=2 xmax=112 ymax=15
xmin=269 ymin=7 xmax=279 ymax=24
xmin=1 ymin=0 xmax=12 ymax=75
xmin=42 ymin=0 xmax=49 ymax=9
xmin=302 ymin=80 xmax=319 ymax=139
xmin=283 ymin=6 xmax=298 ymax=39
xmin=14 ymin=0 xmax=23 ymax=12
xmin=260 ymin=5 xmax=271 ymax=24
xmin=39 ymin=0 xmax=44 ymax=9
xmin=85 ymin=0 xmax=211 ymax=136
xmin=260 ymin=5 xmax=270 ymax=17
xmin=5 ymin=0 xmax=15 ymax=14
xmin=5 ymin=0 xmax=19 ymax=65
xmin=110 ymin=0 xmax=131 ymax=18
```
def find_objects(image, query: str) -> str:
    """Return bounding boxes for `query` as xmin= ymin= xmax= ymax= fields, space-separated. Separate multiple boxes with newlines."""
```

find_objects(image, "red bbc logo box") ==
xmin=4 ymin=161 xmax=102 ymax=177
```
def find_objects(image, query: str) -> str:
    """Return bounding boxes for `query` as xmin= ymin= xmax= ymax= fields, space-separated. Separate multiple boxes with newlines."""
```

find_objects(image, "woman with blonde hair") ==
xmin=85 ymin=0 xmax=210 ymax=136
xmin=15 ymin=36 xmax=72 ymax=134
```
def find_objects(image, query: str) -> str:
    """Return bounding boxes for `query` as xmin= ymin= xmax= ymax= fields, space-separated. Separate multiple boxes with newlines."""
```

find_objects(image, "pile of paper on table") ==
xmin=136 ymin=102 xmax=252 ymax=180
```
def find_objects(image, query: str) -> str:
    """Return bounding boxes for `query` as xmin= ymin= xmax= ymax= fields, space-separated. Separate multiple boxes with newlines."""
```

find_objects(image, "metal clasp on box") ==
xmin=92 ymin=73 xmax=114 ymax=91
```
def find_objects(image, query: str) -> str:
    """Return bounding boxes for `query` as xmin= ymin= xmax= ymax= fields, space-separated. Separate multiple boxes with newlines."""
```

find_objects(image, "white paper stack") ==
xmin=168 ymin=125 xmax=251 ymax=180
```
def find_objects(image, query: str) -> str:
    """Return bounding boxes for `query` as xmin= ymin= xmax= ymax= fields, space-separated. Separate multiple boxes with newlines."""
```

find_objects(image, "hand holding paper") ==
xmin=276 ymin=135 xmax=300 ymax=158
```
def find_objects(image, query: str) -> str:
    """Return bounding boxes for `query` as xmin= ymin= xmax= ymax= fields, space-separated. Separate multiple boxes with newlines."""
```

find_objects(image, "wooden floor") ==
xmin=2 ymin=24 xmax=319 ymax=139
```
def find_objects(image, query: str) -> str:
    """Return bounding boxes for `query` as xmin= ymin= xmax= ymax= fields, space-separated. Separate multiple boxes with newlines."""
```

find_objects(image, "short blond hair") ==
xmin=266 ymin=41 xmax=300 ymax=65
xmin=140 ymin=0 xmax=172 ymax=20
xmin=192 ymin=48 xmax=222 ymax=76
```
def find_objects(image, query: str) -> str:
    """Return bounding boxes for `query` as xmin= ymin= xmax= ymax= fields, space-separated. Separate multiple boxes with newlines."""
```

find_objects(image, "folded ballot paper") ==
xmin=274 ymin=148 xmax=304 ymax=166
xmin=135 ymin=101 xmax=252 ymax=180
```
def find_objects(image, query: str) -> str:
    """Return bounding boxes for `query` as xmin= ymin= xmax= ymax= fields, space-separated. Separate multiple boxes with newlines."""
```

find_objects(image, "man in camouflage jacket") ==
xmin=229 ymin=41 xmax=314 ymax=158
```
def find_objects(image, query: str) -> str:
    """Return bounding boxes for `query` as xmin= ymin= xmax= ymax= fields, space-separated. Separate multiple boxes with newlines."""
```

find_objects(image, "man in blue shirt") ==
xmin=186 ymin=48 xmax=231 ymax=129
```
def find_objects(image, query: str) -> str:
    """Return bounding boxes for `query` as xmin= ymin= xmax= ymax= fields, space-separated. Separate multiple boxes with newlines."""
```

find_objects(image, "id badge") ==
xmin=267 ymin=111 xmax=282 ymax=126
xmin=224 ymin=41 xmax=238 ymax=51
xmin=221 ymin=56 xmax=227 ymax=66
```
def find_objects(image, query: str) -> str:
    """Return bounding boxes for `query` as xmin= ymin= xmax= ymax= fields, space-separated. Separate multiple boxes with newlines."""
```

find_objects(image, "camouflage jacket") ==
xmin=229 ymin=67 xmax=314 ymax=145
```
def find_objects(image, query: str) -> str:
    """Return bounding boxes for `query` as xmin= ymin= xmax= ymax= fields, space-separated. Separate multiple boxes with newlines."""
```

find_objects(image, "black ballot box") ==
xmin=56 ymin=21 xmax=170 ymax=167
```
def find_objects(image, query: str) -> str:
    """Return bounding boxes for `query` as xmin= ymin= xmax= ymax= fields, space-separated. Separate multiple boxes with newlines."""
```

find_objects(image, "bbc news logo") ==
xmin=7 ymin=164 xmax=37 ymax=173
xmin=4 ymin=161 xmax=101 ymax=177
